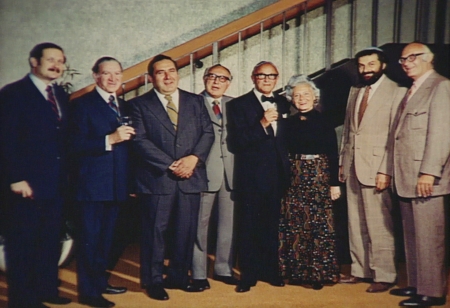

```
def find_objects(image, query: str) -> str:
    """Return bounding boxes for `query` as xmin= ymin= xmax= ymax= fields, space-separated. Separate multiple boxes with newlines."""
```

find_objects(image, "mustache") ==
xmin=48 ymin=67 xmax=61 ymax=73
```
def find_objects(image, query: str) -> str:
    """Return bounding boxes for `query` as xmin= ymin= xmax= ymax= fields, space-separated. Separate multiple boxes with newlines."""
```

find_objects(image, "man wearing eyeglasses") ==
xmin=192 ymin=64 xmax=238 ymax=290
xmin=227 ymin=61 xmax=290 ymax=293
xmin=387 ymin=42 xmax=450 ymax=307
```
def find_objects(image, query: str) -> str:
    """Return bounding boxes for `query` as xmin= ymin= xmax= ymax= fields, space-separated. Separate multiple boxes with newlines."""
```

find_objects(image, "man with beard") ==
xmin=339 ymin=47 xmax=406 ymax=293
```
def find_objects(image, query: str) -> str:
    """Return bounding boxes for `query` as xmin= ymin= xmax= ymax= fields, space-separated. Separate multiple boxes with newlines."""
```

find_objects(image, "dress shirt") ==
xmin=253 ymin=88 xmax=278 ymax=135
xmin=354 ymin=74 xmax=385 ymax=124
xmin=155 ymin=88 xmax=180 ymax=111
xmin=96 ymin=86 xmax=119 ymax=151
xmin=408 ymin=69 xmax=434 ymax=99
xmin=204 ymin=92 xmax=222 ymax=109
xmin=29 ymin=73 xmax=62 ymax=118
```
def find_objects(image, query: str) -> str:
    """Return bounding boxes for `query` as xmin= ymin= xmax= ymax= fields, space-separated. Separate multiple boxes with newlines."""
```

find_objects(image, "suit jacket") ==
xmin=130 ymin=88 xmax=214 ymax=194
xmin=340 ymin=76 xmax=407 ymax=186
xmin=200 ymin=91 xmax=234 ymax=192
xmin=0 ymin=75 xmax=69 ymax=200
xmin=391 ymin=71 xmax=450 ymax=198
xmin=71 ymin=90 xmax=130 ymax=202
xmin=227 ymin=90 xmax=290 ymax=193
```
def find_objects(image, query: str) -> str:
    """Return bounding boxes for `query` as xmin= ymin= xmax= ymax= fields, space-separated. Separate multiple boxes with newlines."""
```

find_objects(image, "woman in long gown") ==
xmin=278 ymin=74 xmax=341 ymax=290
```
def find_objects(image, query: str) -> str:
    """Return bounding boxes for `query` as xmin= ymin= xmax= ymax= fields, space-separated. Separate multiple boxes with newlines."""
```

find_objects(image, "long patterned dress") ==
xmin=278 ymin=109 xmax=340 ymax=284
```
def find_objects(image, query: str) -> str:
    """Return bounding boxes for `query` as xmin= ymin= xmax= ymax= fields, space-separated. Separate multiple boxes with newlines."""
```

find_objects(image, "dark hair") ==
xmin=147 ymin=54 xmax=178 ymax=76
xmin=203 ymin=64 xmax=233 ymax=80
xmin=92 ymin=56 xmax=123 ymax=73
xmin=354 ymin=47 xmax=389 ymax=64
xmin=29 ymin=42 xmax=65 ymax=67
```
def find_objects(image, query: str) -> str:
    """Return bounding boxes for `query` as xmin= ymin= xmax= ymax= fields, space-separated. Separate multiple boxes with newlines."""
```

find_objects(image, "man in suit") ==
xmin=387 ymin=42 xmax=449 ymax=307
xmin=71 ymin=57 xmax=133 ymax=308
xmin=339 ymin=47 xmax=406 ymax=293
xmin=227 ymin=61 xmax=290 ymax=293
xmin=0 ymin=42 xmax=71 ymax=308
xmin=192 ymin=64 xmax=238 ymax=290
xmin=130 ymin=54 xmax=214 ymax=301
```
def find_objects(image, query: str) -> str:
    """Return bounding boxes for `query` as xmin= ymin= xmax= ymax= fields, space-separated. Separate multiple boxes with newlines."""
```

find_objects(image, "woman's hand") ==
xmin=330 ymin=186 xmax=341 ymax=201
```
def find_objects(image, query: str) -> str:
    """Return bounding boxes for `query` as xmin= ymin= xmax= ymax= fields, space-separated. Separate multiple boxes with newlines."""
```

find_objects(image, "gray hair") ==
xmin=284 ymin=74 xmax=320 ymax=102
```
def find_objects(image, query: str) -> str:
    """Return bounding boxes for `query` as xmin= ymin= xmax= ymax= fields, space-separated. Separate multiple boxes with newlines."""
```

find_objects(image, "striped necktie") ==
xmin=108 ymin=95 xmax=120 ymax=116
xmin=165 ymin=94 xmax=178 ymax=130
xmin=46 ymin=85 xmax=60 ymax=120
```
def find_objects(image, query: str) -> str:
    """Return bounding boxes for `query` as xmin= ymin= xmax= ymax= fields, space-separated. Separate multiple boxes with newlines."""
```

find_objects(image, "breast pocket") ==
xmin=407 ymin=111 xmax=427 ymax=130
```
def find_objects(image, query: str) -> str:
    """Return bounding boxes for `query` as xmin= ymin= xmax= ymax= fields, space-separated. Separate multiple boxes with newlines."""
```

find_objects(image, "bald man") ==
xmin=387 ymin=42 xmax=449 ymax=307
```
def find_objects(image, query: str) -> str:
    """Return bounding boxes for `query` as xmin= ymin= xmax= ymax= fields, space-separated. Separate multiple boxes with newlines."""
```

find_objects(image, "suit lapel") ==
xmin=201 ymin=91 xmax=221 ymax=127
xmin=24 ymin=76 xmax=61 ymax=123
xmin=359 ymin=78 xmax=393 ymax=129
xmin=144 ymin=90 xmax=176 ymax=135
xmin=347 ymin=87 xmax=359 ymax=130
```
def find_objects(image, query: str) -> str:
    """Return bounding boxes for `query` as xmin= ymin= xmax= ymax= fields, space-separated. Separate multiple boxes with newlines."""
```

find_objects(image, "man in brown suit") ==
xmin=339 ymin=47 xmax=406 ymax=293
xmin=388 ymin=42 xmax=450 ymax=307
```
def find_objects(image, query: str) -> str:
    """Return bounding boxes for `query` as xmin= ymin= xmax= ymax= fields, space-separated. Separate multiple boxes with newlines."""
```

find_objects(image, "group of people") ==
xmin=0 ymin=40 xmax=448 ymax=308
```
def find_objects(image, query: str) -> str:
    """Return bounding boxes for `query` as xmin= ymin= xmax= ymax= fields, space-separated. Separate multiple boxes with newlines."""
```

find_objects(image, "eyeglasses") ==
xmin=204 ymin=73 xmax=231 ymax=83
xmin=253 ymin=73 xmax=279 ymax=80
xmin=398 ymin=53 xmax=426 ymax=64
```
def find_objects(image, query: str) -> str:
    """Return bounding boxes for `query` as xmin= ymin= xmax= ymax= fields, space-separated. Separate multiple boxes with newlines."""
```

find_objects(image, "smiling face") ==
xmin=149 ymin=59 xmax=179 ymax=95
xmin=400 ymin=43 xmax=433 ymax=81
xmin=30 ymin=48 xmax=65 ymax=84
xmin=93 ymin=60 xmax=123 ymax=93
xmin=251 ymin=63 xmax=279 ymax=95
xmin=292 ymin=83 xmax=315 ymax=113
xmin=204 ymin=66 xmax=231 ymax=99
xmin=357 ymin=53 xmax=385 ymax=85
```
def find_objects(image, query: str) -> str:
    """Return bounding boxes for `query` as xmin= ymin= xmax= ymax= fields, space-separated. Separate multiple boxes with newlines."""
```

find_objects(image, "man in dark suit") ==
xmin=130 ymin=54 xmax=214 ymax=301
xmin=71 ymin=57 xmax=134 ymax=308
xmin=0 ymin=42 xmax=71 ymax=308
xmin=192 ymin=64 xmax=238 ymax=290
xmin=227 ymin=61 xmax=290 ymax=293
xmin=387 ymin=42 xmax=449 ymax=307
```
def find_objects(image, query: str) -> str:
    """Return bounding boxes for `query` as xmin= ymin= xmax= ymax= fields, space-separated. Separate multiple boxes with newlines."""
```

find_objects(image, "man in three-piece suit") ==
xmin=339 ymin=47 xmax=406 ymax=293
xmin=388 ymin=42 xmax=449 ymax=307
xmin=130 ymin=54 xmax=214 ymax=301
xmin=0 ymin=42 xmax=71 ymax=308
xmin=192 ymin=64 xmax=238 ymax=290
xmin=71 ymin=57 xmax=133 ymax=308
xmin=227 ymin=61 xmax=290 ymax=293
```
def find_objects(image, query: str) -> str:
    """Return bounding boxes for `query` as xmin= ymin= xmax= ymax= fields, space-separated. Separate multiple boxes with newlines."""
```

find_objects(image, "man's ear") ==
xmin=30 ymin=57 xmax=38 ymax=68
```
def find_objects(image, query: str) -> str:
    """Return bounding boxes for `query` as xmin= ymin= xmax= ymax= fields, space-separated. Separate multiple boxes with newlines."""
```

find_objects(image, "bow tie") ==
xmin=261 ymin=95 xmax=275 ymax=103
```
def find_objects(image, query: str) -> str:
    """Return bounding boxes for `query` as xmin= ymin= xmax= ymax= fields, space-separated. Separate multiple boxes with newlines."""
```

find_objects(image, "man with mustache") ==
xmin=339 ymin=47 xmax=406 ymax=293
xmin=0 ymin=42 xmax=71 ymax=308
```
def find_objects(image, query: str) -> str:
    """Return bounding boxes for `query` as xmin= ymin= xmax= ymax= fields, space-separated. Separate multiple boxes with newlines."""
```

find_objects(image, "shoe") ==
xmin=192 ymin=279 xmax=210 ymax=290
xmin=235 ymin=283 xmax=251 ymax=293
xmin=366 ymin=282 xmax=394 ymax=293
xmin=42 ymin=296 xmax=72 ymax=305
xmin=390 ymin=287 xmax=417 ymax=297
xmin=312 ymin=282 xmax=323 ymax=290
xmin=103 ymin=285 xmax=127 ymax=294
xmin=339 ymin=274 xmax=362 ymax=284
xmin=269 ymin=278 xmax=285 ymax=287
xmin=399 ymin=295 xmax=446 ymax=306
xmin=163 ymin=279 xmax=203 ymax=292
xmin=79 ymin=296 xmax=115 ymax=307
xmin=146 ymin=284 xmax=169 ymax=301
xmin=213 ymin=274 xmax=239 ymax=285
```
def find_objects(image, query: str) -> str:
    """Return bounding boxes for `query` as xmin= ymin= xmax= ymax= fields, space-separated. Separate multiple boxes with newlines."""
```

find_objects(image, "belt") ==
xmin=293 ymin=154 xmax=320 ymax=160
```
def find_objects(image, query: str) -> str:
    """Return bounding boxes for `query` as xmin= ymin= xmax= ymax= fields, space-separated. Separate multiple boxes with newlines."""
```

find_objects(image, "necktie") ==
xmin=212 ymin=100 xmax=222 ymax=124
xmin=46 ymin=85 xmax=60 ymax=120
xmin=165 ymin=94 xmax=178 ymax=130
xmin=357 ymin=86 xmax=371 ymax=125
xmin=399 ymin=83 xmax=416 ymax=114
xmin=108 ymin=95 xmax=120 ymax=116
xmin=261 ymin=95 xmax=275 ymax=103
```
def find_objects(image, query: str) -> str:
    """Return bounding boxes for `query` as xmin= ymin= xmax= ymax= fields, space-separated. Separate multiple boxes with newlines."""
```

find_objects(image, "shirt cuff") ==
xmin=105 ymin=135 xmax=112 ymax=151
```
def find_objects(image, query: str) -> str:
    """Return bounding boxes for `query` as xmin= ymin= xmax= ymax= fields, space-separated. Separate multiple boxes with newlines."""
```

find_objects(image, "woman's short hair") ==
xmin=284 ymin=74 xmax=320 ymax=102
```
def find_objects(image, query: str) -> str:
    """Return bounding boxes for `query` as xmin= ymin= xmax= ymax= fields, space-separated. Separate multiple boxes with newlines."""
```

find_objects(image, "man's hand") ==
xmin=338 ymin=166 xmax=345 ymax=183
xmin=375 ymin=173 xmax=391 ymax=192
xmin=330 ymin=186 xmax=341 ymax=200
xmin=260 ymin=108 xmax=278 ymax=128
xmin=11 ymin=181 xmax=33 ymax=199
xmin=416 ymin=174 xmax=435 ymax=198
xmin=108 ymin=126 xmax=136 ymax=145
xmin=169 ymin=155 xmax=199 ymax=178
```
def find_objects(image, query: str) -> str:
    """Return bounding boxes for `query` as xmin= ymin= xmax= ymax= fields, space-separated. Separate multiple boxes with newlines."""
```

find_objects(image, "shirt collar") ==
xmin=253 ymin=88 xmax=273 ymax=104
xmin=155 ymin=88 xmax=180 ymax=109
xmin=204 ymin=92 xmax=222 ymax=105
xmin=95 ymin=86 xmax=117 ymax=103
xmin=29 ymin=73 xmax=52 ymax=99
xmin=413 ymin=69 xmax=434 ymax=89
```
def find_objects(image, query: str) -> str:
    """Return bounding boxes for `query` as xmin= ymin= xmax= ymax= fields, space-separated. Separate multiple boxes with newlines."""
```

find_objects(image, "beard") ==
xmin=359 ymin=69 xmax=384 ymax=85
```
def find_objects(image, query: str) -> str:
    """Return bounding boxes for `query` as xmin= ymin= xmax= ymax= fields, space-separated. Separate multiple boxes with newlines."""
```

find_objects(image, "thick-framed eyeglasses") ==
xmin=204 ymin=73 xmax=231 ymax=83
xmin=253 ymin=73 xmax=279 ymax=80
xmin=398 ymin=53 xmax=426 ymax=64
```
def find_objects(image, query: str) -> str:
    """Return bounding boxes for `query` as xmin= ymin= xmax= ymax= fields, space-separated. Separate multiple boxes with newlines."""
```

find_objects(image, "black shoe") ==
xmin=146 ymin=284 xmax=169 ymax=301
xmin=192 ymin=279 xmax=210 ymax=290
xmin=312 ymin=282 xmax=323 ymax=290
xmin=390 ymin=287 xmax=417 ymax=297
xmin=213 ymin=274 xmax=239 ymax=285
xmin=163 ymin=279 xmax=203 ymax=292
xmin=42 ymin=296 xmax=72 ymax=305
xmin=399 ymin=294 xmax=446 ymax=306
xmin=103 ymin=285 xmax=127 ymax=294
xmin=269 ymin=278 xmax=285 ymax=287
xmin=235 ymin=283 xmax=251 ymax=293
xmin=79 ymin=296 xmax=115 ymax=307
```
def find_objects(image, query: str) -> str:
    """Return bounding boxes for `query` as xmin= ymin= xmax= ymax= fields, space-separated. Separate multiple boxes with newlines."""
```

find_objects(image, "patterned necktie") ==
xmin=108 ymin=95 xmax=120 ymax=116
xmin=357 ymin=86 xmax=371 ymax=125
xmin=45 ymin=85 xmax=60 ymax=121
xmin=212 ymin=100 xmax=222 ymax=125
xmin=165 ymin=94 xmax=178 ymax=130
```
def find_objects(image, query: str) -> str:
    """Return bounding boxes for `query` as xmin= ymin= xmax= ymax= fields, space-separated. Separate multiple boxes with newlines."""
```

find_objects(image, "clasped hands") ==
xmin=169 ymin=155 xmax=199 ymax=179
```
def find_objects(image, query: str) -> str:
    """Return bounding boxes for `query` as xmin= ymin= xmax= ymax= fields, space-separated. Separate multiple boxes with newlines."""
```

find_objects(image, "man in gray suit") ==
xmin=192 ymin=64 xmax=238 ymax=290
xmin=388 ymin=42 xmax=449 ymax=307
xmin=339 ymin=47 xmax=406 ymax=293
xmin=130 ymin=54 xmax=214 ymax=301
